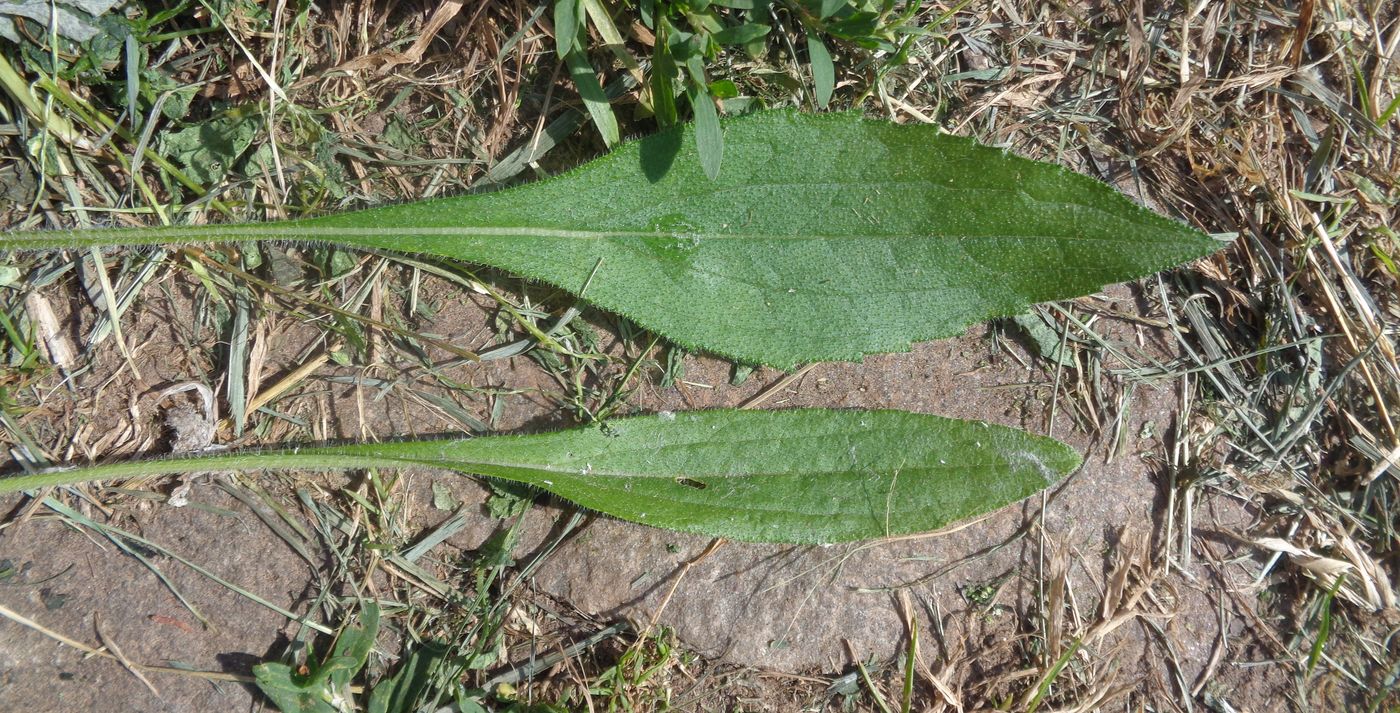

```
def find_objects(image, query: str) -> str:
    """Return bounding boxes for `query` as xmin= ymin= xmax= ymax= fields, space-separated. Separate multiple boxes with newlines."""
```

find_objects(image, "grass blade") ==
xmin=807 ymin=35 xmax=835 ymax=108
xmin=689 ymin=83 xmax=723 ymax=180
xmin=564 ymin=49 xmax=619 ymax=147
xmin=554 ymin=0 xmax=580 ymax=57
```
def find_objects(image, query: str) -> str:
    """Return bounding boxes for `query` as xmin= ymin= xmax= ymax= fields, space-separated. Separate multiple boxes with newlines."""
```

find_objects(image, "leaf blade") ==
xmin=710 ymin=22 xmax=770 ymax=45
xmin=0 ymin=111 xmax=1221 ymax=368
xmin=0 ymin=409 xmax=1080 ymax=544
xmin=406 ymin=409 xmax=1080 ymax=544
xmin=650 ymin=30 xmax=679 ymax=126
xmin=689 ymin=83 xmax=724 ymax=180
xmin=807 ymin=35 xmax=835 ymax=108
xmin=553 ymin=0 xmax=580 ymax=57
xmin=564 ymin=50 xmax=620 ymax=147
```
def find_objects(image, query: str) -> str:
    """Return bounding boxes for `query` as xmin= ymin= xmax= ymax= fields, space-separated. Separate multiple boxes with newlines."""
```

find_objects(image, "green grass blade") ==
xmin=1307 ymin=574 xmax=1343 ymax=676
xmin=564 ymin=49 xmax=619 ymax=147
xmin=651 ymin=32 xmax=679 ymax=127
xmin=0 ymin=111 xmax=1221 ymax=369
xmin=807 ymin=35 xmax=835 ymax=108
xmin=1026 ymin=636 xmax=1083 ymax=713
xmin=0 ymin=409 xmax=1080 ymax=544
xmin=690 ymin=82 xmax=723 ymax=180
xmin=554 ymin=0 xmax=580 ymax=57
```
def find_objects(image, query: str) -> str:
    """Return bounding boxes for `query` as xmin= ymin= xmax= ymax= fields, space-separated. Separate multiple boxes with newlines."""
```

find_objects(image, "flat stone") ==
xmin=512 ymin=300 xmax=1242 ymax=676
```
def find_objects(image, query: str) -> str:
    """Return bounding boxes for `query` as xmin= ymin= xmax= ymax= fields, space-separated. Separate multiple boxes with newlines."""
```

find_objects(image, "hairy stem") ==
xmin=0 ymin=448 xmax=453 ymax=495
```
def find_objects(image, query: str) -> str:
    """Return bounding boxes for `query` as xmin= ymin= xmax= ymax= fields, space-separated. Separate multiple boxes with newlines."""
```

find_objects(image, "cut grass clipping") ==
xmin=0 ymin=110 xmax=1222 ymax=369
xmin=0 ymin=409 xmax=1079 ymax=544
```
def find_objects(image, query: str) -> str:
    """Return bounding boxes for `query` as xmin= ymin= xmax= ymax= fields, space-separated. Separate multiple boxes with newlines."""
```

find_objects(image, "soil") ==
xmin=0 ymin=270 xmax=1294 ymax=710
xmin=0 ymin=487 xmax=314 ymax=711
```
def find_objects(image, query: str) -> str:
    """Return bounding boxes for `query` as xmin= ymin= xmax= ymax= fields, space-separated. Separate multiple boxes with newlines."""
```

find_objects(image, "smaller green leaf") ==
xmin=161 ymin=111 xmax=259 ymax=186
xmin=1010 ymin=312 xmax=1074 ymax=367
xmin=683 ymin=49 xmax=707 ymax=80
xmin=554 ymin=0 xmax=581 ymax=57
xmin=564 ymin=50 xmax=619 ymax=147
xmin=689 ymin=84 xmax=723 ymax=180
xmin=432 ymin=482 xmax=458 ymax=510
xmin=708 ymin=79 xmax=740 ymax=99
xmin=667 ymin=27 xmax=701 ymax=61
xmin=807 ymin=35 xmax=835 ymax=108
xmin=0 ymin=0 xmax=124 ymax=43
xmin=253 ymin=663 xmax=338 ymax=713
xmin=818 ymin=0 xmax=846 ymax=19
xmin=711 ymin=22 xmax=770 ymax=45
xmin=367 ymin=641 xmax=449 ymax=713
xmin=826 ymin=11 xmax=880 ymax=42
xmin=685 ymin=8 xmax=724 ymax=39
xmin=0 ymin=410 xmax=1081 ymax=544
xmin=329 ymin=601 xmax=379 ymax=692
xmin=650 ymin=30 xmax=679 ymax=126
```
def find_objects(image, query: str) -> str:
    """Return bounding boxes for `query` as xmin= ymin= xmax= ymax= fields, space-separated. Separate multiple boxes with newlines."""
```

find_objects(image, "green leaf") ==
xmin=367 ymin=641 xmax=449 ymax=713
xmin=329 ymin=601 xmax=379 ymax=692
xmin=160 ymin=111 xmax=260 ymax=186
xmin=708 ymin=79 xmax=740 ymax=99
xmin=682 ymin=50 xmax=707 ymax=86
xmin=0 ymin=111 xmax=1221 ymax=369
xmin=554 ymin=0 xmax=580 ymax=57
xmin=1010 ymin=311 xmax=1074 ymax=367
xmin=710 ymin=22 xmax=770 ymax=45
xmin=563 ymin=50 xmax=619 ymax=146
xmin=0 ymin=409 xmax=1080 ymax=544
xmin=807 ymin=35 xmax=835 ymax=108
xmin=253 ymin=663 xmax=339 ymax=713
xmin=650 ymin=27 xmax=679 ymax=126
xmin=689 ymin=83 xmax=723 ymax=180
xmin=0 ymin=0 xmax=124 ymax=43
xmin=431 ymin=482 xmax=458 ymax=510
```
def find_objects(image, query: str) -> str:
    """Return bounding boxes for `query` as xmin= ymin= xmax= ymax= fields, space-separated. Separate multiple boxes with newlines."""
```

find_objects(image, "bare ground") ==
xmin=0 ymin=278 xmax=1301 ymax=710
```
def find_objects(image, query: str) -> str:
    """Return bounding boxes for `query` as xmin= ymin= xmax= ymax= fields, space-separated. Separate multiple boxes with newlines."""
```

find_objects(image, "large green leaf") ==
xmin=0 ymin=111 xmax=1219 ymax=369
xmin=0 ymin=409 xmax=1079 ymax=543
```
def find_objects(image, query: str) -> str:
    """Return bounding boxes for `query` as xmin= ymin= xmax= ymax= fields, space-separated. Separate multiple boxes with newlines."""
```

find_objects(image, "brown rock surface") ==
xmin=0 ymin=278 xmax=1270 ymax=709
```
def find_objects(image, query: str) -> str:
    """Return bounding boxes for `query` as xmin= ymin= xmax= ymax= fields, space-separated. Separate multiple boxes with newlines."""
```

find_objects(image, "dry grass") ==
xmin=1 ymin=0 xmax=1398 ymax=710
xmin=884 ymin=1 xmax=1399 ymax=709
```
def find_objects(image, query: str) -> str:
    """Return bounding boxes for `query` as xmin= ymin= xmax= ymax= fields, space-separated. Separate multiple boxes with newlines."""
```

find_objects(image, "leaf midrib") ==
xmin=341 ymin=447 xmax=1012 ymax=481
xmin=66 ymin=225 xmax=1183 ymax=246
xmin=25 ymin=177 xmax=1177 ymax=244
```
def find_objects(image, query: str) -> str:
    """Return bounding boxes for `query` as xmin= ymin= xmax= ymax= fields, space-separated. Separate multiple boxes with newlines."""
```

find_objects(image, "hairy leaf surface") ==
xmin=0 ymin=409 xmax=1080 ymax=543
xmin=0 ymin=111 xmax=1220 ymax=368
